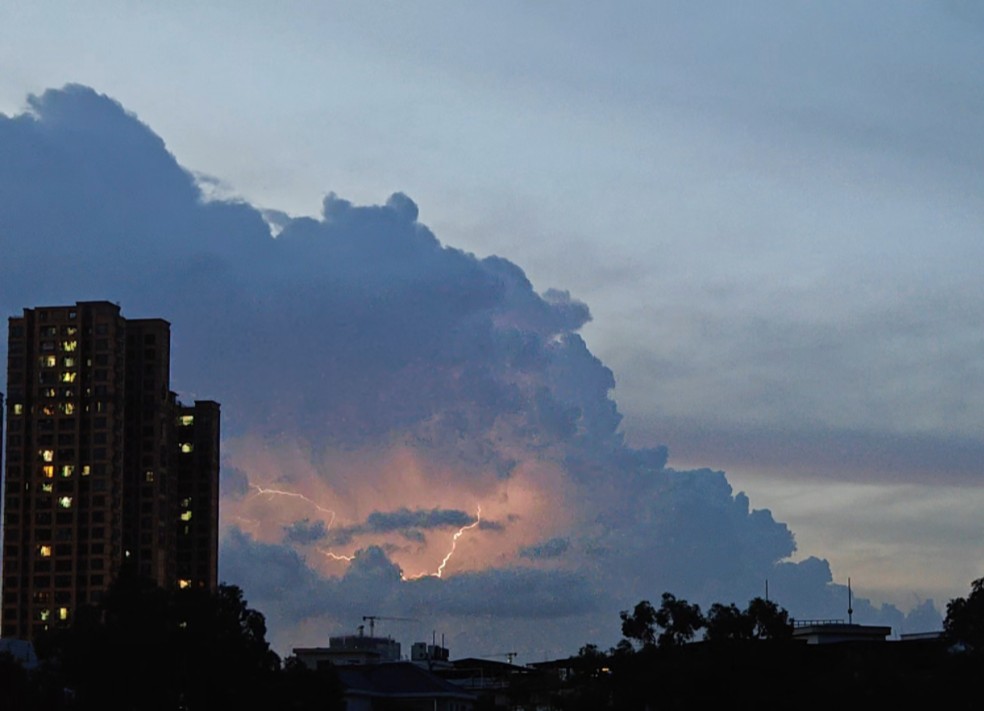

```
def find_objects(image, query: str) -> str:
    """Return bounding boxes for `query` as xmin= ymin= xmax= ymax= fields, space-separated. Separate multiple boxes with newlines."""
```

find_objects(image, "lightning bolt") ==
xmin=322 ymin=550 xmax=355 ymax=562
xmin=247 ymin=483 xmax=337 ymax=527
xmin=405 ymin=506 xmax=481 ymax=580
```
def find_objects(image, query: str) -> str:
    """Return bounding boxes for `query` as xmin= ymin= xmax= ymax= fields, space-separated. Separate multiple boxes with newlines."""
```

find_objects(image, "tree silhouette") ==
xmin=944 ymin=576 xmax=984 ymax=652
xmin=705 ymin=602 xmax=754 ymax=641
xmin=653 ymin=592 xmax=705 ymax=648
xmin=36 ymin=578 xmax=337 ymax=710
xmin=703 ymin=597 xmax=792 ymax=642
xmin=620 ymin=600 xmax=658 ymax=649
xmin=745 ymin=597 xmax=792 ymax=640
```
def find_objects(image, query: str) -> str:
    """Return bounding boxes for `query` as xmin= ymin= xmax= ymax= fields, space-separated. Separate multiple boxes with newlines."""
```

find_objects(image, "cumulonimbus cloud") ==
xmin=0 ymin=85 xmax=941 ymax=657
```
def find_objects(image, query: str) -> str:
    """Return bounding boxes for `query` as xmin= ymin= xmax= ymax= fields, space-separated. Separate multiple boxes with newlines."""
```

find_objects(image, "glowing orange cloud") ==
xmin=221 ymin=433 xmax=577 ymax=579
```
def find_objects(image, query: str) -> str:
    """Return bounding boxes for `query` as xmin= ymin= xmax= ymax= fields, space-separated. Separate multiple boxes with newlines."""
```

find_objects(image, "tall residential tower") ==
xmin=1 ymin=302 xmax=219 ymax=641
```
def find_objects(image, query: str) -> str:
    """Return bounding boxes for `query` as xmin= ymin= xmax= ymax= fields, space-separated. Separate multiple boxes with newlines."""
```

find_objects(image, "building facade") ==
xmin=1 ymin=301 xmax=219 ymax=641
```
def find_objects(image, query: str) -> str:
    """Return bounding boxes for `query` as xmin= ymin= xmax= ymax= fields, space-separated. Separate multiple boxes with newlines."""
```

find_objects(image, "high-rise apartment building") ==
xmin=1 ymin=301 xmax=219 ymax=642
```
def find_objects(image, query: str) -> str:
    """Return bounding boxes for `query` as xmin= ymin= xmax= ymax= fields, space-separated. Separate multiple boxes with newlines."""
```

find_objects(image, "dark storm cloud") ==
xmin=283 ymin=519 xmax=328 ymax=545
xmin=0 ymin=85 xmax=927 ymax=654
xmin=219 ymin=466 xmax=250 ymax=501
xmin=477 ymin=519 xmax=505 ymax=532
xmin=325 ymin=508 xmax=477 ymax=546
xmin=221 ymin=533 xmax=599 ymax=637
xmin=366 ymin=508 xmax=475 ymax=533
xmin=519 ymin=537 xmax=570 ymax=560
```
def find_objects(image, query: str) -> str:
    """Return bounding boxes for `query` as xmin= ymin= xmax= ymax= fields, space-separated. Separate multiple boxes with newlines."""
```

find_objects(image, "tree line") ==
xmin=546 ymin=579 xmax=984 ymax=709
xmin=618 ymin=592 xmax=791 ymax=650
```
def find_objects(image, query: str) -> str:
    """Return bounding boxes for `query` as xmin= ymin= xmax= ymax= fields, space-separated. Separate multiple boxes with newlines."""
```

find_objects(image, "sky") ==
xmin=1 ymin=1 xmax=983 ymax=657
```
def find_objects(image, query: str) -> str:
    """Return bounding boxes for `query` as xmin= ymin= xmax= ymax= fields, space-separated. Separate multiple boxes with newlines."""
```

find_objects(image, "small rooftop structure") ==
xmin=411 ymin=642 xmax=452 ymax=670
xmin=294 ymin=635 xmax=401 ymax=669
xmin=442 ymin=657 xmax=531 ymax=691
xmin=791 ymin=620 xmax=892 ymax=645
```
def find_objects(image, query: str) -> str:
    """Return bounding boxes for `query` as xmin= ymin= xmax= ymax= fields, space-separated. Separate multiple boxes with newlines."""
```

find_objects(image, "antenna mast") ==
xmin=847 ymin=577 xmax=854 ymax=624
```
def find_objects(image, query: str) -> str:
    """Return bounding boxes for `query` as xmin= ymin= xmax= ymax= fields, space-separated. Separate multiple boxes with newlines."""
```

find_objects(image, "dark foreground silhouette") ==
xmin=0 ymin=578 xmax=343 ymax=711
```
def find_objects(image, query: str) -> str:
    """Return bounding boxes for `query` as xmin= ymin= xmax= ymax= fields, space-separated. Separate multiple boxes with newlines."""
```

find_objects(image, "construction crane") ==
xmin=361 ymin=615 xmax=417 ymax=638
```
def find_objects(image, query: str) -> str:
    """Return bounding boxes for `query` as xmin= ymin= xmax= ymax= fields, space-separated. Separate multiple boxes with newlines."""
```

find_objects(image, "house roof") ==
xmin=335 ymin=662 xmax=477 ymax=700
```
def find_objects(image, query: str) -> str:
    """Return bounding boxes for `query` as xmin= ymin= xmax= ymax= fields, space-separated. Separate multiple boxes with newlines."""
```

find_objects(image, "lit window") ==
xmin=42 ymin=465 xmax=55 ymax=478
xmin=58 ymin=607 xmax=69 ymax=621
xmin=42 ymin=483 xmax=53 ymax=493
xmin=60 ymin=402 xmax=75 ymax=415
xmin=180 ymin=443 xmax=194 ymax=454
xmin=13 ymin=403 xmax=23 ymax=415
xmin=145 ymin=471 xmax=155 ymax=483
xmin=61 ymin=341 xmax=78 ymax=352
xmin=178 ymin=415 xmax=194 ymax=426
xmin=57 ymin=496 xmax=72 ymax=509
xmin=180 ymin=498 xmax=191 ymax=508
xmin=60 ymin=372 xmax=77 ymax=383
xmin=39 ymin=609 xmax=50 ymax=622
xmin=42 ymin=355 xmax=57 ymax=368
xmin=178 ymin=579 xmax=191 ymax=589
xmin=81 ymin=465 xmax=91 ymax=477
xmin=38 ymin=545 xmax=52 ymax=558
xmin=180 ymin=510 xmax=192 ymax=522
xmin=43 ymin=388 xmax=57 ymax=398
xmin=60 ymin=465 xmax=74 ymax=478
xmin=42 ymin=405 xmax=56 ymax=416
xmin=63 ymin=356 xmax=76 ymax=368
xmin=40 ymin=450 xmax=54 ymax=463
